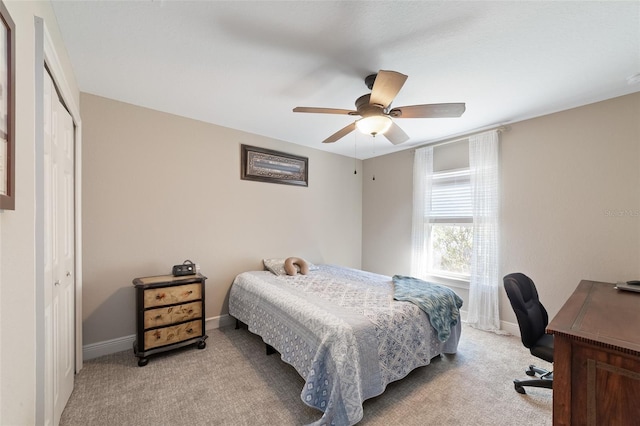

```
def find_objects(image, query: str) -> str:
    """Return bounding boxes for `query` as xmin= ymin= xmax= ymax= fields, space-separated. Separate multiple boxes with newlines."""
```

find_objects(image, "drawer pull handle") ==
xmin=155 ymin=293 xmax=166 ymax=301
xmin=183 ymin=290 xmax=193 ymax=297
xmin=186 ymin=328 xmax=194 ymax=334
xmin=154 ymin=315 xmax=163 ymax=320
xmin=153 ymin=330 xmax=162 ymax=340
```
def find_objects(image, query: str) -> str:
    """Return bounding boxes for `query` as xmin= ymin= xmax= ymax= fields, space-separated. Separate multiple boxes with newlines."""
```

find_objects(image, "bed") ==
xmin=229 ymin=263 xmax=462 ymax=426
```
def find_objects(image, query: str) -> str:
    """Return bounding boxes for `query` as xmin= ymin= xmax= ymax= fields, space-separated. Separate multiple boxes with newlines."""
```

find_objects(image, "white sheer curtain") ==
xmin=410 ymin=146 xmax=433 ymax=279
xmin=467 ymin=130 xmax=501 ymax=331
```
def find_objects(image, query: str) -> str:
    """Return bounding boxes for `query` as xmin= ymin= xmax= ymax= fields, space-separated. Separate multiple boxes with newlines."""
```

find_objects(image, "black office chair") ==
xmin=503 ymin=273 xmax=554 ymax=394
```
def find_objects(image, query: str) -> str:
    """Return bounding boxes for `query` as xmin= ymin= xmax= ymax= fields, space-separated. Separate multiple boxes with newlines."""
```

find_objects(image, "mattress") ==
xmin=229 ymin=264 xmax=461 ymax=425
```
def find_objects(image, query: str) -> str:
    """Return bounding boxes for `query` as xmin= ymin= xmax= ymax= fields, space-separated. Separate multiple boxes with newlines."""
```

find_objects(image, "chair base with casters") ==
xmin=514 ymin=364 xmax=553 ymax=394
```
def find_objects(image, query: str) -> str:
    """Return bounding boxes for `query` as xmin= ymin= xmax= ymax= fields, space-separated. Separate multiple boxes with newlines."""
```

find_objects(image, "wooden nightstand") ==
xmin=132 ymin=273 xmax=207 ymax=366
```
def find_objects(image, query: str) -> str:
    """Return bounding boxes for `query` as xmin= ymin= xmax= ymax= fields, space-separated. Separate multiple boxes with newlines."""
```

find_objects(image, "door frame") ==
xmin=34 ymin=16 xmax=83 ymax=425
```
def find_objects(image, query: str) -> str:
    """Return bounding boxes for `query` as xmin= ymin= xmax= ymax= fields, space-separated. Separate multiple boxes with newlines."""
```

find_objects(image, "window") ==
xmin=412 ymin=130 xmax=500 ymax=330
xmin=427 ymin=168 xmax=472 ymax=280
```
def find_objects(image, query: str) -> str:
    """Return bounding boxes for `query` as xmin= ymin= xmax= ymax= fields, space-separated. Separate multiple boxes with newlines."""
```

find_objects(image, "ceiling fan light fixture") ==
xmin=293 ymin=69 xmax=465 ymax=145
xmin=356 ymin=115 xmax=392 ymax=136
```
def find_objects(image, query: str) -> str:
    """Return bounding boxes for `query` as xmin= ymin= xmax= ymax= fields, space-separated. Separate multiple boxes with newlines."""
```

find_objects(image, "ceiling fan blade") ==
xmin=389 ymin=103 xmax=466 ymax=118
xmin=369 ymin=70 xmax=408 ymax=108
xmin=293 ymin=107 xmax=357 ymax=115
xmin=323 ymin=122 xmax=356 ymax=144
xmin=382 ymin=122 xmax=410 ymax=145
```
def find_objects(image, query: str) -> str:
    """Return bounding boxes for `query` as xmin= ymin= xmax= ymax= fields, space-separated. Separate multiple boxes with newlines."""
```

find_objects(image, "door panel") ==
xmin=44 ymin=70 xmax=75 ymax=426
xmin=43 ymin=66 xmax=54 ymax=426
xmin=54 ymin=77 xmax=75 ymax=424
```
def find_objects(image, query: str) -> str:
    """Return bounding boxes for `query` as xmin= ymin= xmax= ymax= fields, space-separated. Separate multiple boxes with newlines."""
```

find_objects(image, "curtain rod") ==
xmin=412 ymin=124 xmax=509 ymax=151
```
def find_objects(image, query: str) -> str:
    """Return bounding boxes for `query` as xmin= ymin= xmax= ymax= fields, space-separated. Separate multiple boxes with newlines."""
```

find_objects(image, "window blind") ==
xmin=428 ymin=169 xmax=472 ymax=221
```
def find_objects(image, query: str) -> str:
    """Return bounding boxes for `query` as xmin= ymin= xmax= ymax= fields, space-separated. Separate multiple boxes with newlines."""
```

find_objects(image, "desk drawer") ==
xmin=144 ymin=301 xmax=202 ymax=328
xmin=143 ymin=319 xmax=202 ymax=350
xmin=144 ymin=283 xmax=201 ymax=308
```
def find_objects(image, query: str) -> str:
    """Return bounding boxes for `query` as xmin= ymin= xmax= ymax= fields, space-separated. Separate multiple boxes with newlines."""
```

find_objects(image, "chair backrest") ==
xmin=503 ymin=273 xmax=549 ymax=349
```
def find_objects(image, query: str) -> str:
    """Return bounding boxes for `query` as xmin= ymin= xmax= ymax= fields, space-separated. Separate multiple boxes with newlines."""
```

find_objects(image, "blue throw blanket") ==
xmin=392 ymin=275 xmax=463 ymax=342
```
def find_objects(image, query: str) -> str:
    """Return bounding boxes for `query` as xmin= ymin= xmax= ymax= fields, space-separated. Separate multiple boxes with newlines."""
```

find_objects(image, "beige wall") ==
xmin=362 ymin=92 xmax=640 ymax=326
xmin=0 ymin=4 xmax=635 ymax=422
xmin=81 ymin=93 xmax=362 ymax=345
xmin=0 ymin=1 xmax=80 ymax=423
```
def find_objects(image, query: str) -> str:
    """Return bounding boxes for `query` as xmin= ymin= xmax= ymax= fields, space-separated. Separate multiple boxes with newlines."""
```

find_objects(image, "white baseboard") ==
xmin=500 ymin=320 xmax=520 ymax=337
xmin=459 ymin=309 xmax=468 ymax=323
xmin=82 ymin=314 xmax=234 ymax=360
xmin=82 ymin=313 xmax=519 ymax=360
xmin=459 ymin=309 xmax=520 ymax=337
xmin=83 ymin=334 xmax=136 ymax=360
xmin=205 ymin=313 xmax=235 ymax=330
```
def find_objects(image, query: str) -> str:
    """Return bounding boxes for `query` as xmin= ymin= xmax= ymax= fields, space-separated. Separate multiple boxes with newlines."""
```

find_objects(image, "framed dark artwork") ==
xmin=241 ymin=144 xmax=308 ymax=187
xmin=0 ymin=1 xmax=14 ymax=210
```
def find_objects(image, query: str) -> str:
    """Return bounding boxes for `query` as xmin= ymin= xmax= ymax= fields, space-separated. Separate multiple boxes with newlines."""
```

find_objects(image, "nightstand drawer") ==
xmin=143 ymin=319 xmax=203 ymax=350
xmin=144 ymin=283 xmax=202 ymax=308
xmin=144 ymin=301 xmax=202 ymax=328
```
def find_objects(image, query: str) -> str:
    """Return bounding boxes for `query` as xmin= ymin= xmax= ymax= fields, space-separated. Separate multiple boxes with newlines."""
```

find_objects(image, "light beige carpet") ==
xmin=60 ymin=324 xmax=552 ymax=425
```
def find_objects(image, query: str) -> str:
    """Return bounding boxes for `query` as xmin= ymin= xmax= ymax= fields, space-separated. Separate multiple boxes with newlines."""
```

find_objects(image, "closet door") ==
xmin=44 ymin=70 xmax=75 ymax=426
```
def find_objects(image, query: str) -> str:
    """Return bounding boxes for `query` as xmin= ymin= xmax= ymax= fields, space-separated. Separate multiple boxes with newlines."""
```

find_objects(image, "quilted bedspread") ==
xmin=229 ymin=265 xmax=461 ymax=426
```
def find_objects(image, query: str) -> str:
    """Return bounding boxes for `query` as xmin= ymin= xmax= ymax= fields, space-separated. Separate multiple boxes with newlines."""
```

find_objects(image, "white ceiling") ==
xmin=51 ymin=0 xmax=640 ymax=159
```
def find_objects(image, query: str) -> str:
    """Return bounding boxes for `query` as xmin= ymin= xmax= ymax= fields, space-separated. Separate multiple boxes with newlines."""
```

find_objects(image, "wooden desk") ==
xmin=547 ymin=280 xmax=640 ymax=425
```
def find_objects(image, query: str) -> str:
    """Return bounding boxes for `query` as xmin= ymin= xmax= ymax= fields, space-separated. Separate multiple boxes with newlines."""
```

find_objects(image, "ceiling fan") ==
xmin=293 ymin=70 xmax=466 ymax=145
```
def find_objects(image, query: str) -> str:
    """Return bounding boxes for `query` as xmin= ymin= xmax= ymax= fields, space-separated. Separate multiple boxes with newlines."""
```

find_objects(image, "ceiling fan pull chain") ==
xmin=372 ymin=135 xmax=376 ymax=181
xmin=354 ymin=131 xmax=358 ymax=175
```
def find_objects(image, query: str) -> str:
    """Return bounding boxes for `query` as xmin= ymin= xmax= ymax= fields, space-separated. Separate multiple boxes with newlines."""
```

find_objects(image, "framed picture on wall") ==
xmin=241 ymin=144 xmax=308 ymax=187
xmin=0 ymin=1 xmax=15 ymax=210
